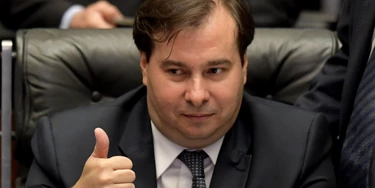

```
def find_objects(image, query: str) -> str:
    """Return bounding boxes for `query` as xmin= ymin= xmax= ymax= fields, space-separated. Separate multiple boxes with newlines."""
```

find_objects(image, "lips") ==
xmin=183 ymin=112 xmax=214 ymax=116
xmin=182 ymin=113 xmax=214 ymax=121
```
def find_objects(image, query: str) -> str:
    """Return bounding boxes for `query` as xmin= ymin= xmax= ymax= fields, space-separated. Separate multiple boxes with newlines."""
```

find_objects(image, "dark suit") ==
xmin=295 ymin=0 xmax=375 ymax=185
xmin=371 ymin=140 xmax=375 ymax=187
xmin=26 ymin=86 xmax=335 ymax=188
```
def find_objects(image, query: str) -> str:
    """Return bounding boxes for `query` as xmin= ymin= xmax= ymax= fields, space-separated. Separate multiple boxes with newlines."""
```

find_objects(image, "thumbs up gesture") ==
xmin=73 ymin=128 xmax=135 ymax=188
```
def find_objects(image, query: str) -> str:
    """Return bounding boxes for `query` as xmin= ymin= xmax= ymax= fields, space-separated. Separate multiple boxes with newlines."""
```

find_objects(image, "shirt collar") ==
xmin=151 ymin=121 xmax=224 ymax=179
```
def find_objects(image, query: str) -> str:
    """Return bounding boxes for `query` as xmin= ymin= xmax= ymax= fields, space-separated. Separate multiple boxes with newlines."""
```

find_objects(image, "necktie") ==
xmin=339 ymin=49 xmax=375 ymax=188
xmin=178 ymin=150 xmax=208 ymax=188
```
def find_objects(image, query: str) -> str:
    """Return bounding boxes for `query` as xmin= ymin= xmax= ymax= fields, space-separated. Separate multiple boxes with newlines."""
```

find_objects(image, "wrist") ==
xmin=60 ymin=5 xmax=85 ymax=29
xmin=69 ymin=11 xmax=85 ymax=28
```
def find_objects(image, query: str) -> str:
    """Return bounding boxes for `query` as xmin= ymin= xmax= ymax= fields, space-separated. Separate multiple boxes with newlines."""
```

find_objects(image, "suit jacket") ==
xmin=3 ymin=0 xmax=299 ymax=29
xmin=295 ymin=0 xmax=375 ymax=184
xmin=371 ymin=138 xmax=375 ymax=187
xmin=25 ymin=86 xmax=335 ymax=188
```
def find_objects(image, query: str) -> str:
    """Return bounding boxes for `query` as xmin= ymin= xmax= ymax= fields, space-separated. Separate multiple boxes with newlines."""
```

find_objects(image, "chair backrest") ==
xmin=13 ymin=28 xmax=339 ymax=166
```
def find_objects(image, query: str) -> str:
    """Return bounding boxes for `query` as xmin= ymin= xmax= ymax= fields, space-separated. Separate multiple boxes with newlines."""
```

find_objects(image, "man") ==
xmin=295 ymin=0 xmax=375 ymax=187
xmin=26 ymin=0 xmax=335 ymax=187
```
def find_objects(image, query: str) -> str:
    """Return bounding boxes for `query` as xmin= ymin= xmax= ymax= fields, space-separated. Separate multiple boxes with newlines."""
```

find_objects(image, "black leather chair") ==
xmin=13 ymin=28 xmax=339 ymax=168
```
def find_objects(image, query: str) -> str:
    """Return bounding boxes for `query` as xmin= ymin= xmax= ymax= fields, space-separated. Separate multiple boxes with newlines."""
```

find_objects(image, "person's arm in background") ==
xmin=248 ymin=0 xmax=301 ymax=27
xmin=59 ymin=4 xmax=85 ymax=29
xmin=66 ymin=1 xmax=125 ymax=28
xmin=3 ymin=0 xmax=124 ymax=30
xmin=295 ymin=0 xmax=350 ymax=165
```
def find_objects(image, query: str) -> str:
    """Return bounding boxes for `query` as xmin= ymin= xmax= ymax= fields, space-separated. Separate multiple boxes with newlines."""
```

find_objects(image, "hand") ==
xmin=70 ymin=1 xmax=124 ymax=28
xmin=73 ymin=128 xmax=135 ymax=188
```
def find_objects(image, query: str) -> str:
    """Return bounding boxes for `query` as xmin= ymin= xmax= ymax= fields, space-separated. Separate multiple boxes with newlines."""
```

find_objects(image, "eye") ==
xmin=168 ymin=69 xmax=183 ymax=75
xmin=208 ymin=68 xmax=223 ymax=74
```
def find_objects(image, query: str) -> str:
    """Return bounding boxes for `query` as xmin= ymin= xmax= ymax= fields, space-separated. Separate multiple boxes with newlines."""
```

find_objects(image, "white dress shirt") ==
xmin=151 ymin=122 xmax=224 ymax=188
xmin=60 ymin=5 xmax=84 ymax=29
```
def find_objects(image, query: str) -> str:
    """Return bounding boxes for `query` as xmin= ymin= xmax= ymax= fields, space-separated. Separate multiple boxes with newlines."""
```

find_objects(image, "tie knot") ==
xmin=178 ymin=150 xmax=208 ymax=178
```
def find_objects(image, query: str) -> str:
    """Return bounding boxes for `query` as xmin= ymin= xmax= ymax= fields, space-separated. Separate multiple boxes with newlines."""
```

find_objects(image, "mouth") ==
xmin=182 ymin=113 xmax=214 ymax=122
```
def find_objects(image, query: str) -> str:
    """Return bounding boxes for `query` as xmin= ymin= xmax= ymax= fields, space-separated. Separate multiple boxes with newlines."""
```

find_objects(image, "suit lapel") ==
xmin=209 ymin=104 xmax=252 ymax=188
xmin=118 ymin=97 xmax=157 ymax=188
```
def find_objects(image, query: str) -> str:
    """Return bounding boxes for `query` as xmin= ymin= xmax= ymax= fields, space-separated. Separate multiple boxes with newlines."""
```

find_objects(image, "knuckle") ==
xmin=98 ymin=160 xmax=109 ymax=169
xmin=98 ymin=174 xmax=112 ymax=184
xmin=125 ymin=158 xmax=133 ymax=168
xmin=111 ymin=156 xmax=133 ymax=168
xmin=125 ymin=170 xmax=136 ymax=181
xmin=125 ymin=183 xmax=135 ymax=188
xmin=96 ymin=1 xmax=109 ymax=7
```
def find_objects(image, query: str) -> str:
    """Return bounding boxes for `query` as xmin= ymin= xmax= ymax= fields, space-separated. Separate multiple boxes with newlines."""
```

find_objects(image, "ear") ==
xmin=140 ymin=51 xmax=148 ymax=86
xmin=242 ymin=54 xmax=248 ymax=84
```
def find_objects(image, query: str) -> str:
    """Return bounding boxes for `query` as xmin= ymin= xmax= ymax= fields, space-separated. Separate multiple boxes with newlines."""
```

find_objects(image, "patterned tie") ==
xmin=178 ymin=150 xmax=208 ymax=188
xmin=339 ymin=49 xmax=375 ymax=188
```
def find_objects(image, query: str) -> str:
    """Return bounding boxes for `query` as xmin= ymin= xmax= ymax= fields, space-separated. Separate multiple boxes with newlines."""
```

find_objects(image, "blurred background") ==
xmin=0 ymin=0 xmax=342 ymax=41
xmin=0 ymin=0 xmax=342 ymax=187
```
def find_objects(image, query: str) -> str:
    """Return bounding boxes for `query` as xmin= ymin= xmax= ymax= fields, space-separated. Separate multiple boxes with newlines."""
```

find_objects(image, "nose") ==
xmin=184 ymin=77 xmax=210 ymax=108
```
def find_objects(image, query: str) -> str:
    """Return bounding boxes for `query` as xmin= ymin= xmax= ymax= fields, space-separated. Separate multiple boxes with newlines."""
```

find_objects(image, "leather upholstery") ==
xmin=13 ymin=28 xmax=339 ymax=165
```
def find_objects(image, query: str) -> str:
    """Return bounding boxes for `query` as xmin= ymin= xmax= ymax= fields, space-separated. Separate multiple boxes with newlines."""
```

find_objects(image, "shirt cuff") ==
xmin=59 ymin=5 xmax=85 ymax=29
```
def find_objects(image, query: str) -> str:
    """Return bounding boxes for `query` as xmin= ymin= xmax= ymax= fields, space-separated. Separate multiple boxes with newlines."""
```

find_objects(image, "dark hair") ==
xmin=133 ymin=0 xmax=255 ymax=64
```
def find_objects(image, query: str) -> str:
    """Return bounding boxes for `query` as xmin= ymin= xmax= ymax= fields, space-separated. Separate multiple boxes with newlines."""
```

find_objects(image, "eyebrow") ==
xmin=207 ymin=59 xmax=232 ymax=66
xmin=161 ymin=60 xmax=186 ymax=68
xmin=161 ymin=59 xmax=232 ymax=68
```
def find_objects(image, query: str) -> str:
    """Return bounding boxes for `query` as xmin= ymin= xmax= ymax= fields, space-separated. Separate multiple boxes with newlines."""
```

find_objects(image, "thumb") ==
xmin=92 ymin=128 xmax=109 ymax=158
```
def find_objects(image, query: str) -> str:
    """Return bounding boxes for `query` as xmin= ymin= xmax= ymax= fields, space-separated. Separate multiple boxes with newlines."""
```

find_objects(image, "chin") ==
xmin=184 ymin=132 xmax=210 ymax=140
xmin=181 ymin=127 xmax=215 ymax=141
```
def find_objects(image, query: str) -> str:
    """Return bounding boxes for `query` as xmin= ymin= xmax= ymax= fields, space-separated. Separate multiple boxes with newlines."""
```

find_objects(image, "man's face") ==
xmin=140 ymin=5 xmax=248 ymax=148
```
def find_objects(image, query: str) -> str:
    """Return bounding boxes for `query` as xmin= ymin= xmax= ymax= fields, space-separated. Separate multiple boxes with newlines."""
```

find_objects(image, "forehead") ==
xmin=152 ymin=4 xmax=238 ymax=60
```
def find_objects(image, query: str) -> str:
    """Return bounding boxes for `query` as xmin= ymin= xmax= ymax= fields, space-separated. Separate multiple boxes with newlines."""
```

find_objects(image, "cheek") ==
xmin=211 ymin=75 xmax=244 ymax=109
xmin=148 ymin=73 xmax=185 ymax=105
xmin=150 ymin=80 xmax=182 ymax=113
xmin=215 ymin=89 xmax=241 ymax=110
